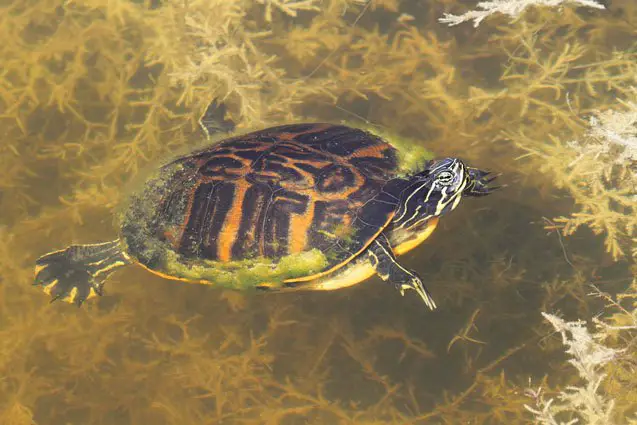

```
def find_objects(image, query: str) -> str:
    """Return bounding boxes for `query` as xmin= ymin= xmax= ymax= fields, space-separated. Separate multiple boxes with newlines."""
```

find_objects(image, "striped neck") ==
xmin=391 ymin=158 xmax=468 ymax=231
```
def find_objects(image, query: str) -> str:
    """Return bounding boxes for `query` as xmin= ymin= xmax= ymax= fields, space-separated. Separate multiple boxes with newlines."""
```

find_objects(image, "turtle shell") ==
xmin=121 ymin=123 xmax=404 ymax=287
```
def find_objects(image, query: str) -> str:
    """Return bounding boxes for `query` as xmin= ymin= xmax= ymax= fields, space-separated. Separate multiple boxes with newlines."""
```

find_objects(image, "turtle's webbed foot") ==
xmin=368 ymin=234 xmax=437 ymax=310
xmin=35 ymin=251 xmax=103 ymax=306
xmin=33 ymin=240 xmax=129 ymax=306
xmin=396 ymin=274 xmax=437 ymax=310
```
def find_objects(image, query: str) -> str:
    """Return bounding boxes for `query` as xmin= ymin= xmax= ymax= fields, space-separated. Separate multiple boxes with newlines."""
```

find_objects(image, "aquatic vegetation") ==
xmin=439 ymin=0 xmax=605 ymax=27
xmin=526 ymin=313 xmax=622 ymax=424
xmin=515 ymin=90 xmax=637 ymax=260
xmin=526 ymin=284 xmax=637 ymax=424
xmin=1 ymin=0 xmax=636 ymax=424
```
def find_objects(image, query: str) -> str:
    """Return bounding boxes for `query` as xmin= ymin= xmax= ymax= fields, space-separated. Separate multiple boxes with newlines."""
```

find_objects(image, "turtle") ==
xmin=33 ymin=111 xmax=498 ymax=309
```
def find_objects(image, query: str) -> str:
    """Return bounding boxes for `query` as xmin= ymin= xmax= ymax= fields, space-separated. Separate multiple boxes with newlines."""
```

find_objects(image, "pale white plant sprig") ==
xmin=525 ymin=386 xmax=577 ymax=425
xmin=439 ymin=0 xmax=605 ymax=28
xmin=574 ymin=100 xmax=637 ymax=168
xmin=566 ymin=98 xmax=637 ymax=191
xmin=525 ymin=313 xmax=625 ymax=425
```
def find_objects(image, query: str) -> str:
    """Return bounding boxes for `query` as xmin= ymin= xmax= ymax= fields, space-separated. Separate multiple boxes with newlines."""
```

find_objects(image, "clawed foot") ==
xmin=368 ymin=235 xmax=438 ymax=310
xmin=33 ymin=241 xmax=128 ymax=306
xmin=395 ymin=275 xmax=437 ymax=310
xmin=34 ymin=249 xmax=105 ymax=306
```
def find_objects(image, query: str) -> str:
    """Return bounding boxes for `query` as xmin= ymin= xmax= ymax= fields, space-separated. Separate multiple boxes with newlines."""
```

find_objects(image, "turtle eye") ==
xmin=435 ymin=170 xmax=455 ymax=187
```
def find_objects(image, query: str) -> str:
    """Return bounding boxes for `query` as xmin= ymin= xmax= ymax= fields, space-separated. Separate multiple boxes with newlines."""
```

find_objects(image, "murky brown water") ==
xmin=1 ymin=0 xmax=635 ymax=424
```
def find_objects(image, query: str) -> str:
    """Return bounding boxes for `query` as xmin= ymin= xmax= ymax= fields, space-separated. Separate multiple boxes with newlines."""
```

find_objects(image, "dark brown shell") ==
xmin=123 ymin=123 xmax=402 ymax=274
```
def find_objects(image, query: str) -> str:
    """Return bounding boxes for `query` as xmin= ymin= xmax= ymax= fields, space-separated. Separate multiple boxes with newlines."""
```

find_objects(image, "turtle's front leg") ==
xmin=367 ymin=234 xmax=437 ymax=310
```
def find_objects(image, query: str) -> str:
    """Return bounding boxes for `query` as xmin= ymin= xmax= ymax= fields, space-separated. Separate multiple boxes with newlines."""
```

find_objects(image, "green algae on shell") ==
xmin=347 ymin=122 xmax=435 ymax=176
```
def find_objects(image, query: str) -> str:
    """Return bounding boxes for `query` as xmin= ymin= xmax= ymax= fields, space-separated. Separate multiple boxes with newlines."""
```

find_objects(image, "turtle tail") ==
xmin=34 ymin=240 xmax=131 ymax=306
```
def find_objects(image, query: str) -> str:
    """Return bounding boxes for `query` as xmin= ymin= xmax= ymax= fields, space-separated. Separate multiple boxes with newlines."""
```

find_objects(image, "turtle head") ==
xmin=393 ymin=158 xmax=499 ymax=230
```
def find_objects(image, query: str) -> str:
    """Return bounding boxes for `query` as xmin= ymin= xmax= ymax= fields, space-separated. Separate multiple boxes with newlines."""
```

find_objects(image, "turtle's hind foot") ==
xmin=34 ymin=240 xmax=130 ymax=306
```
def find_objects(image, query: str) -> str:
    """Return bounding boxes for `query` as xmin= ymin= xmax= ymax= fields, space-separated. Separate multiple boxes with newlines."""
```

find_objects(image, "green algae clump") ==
xmin=161 ymin=248 xmax=328 ymax=289
xmin=353 ymin=123 xmax=436 ymax=176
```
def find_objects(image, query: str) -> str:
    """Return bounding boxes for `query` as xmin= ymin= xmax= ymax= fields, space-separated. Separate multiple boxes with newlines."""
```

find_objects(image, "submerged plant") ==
xmin=515 ymin=90 xmax=637 ymax=260
xmin=526 ymin=313 xmax=622 ymax=424
xmin=526 ymin=294 xmax=637 ymax=425
xmin=1 ymin=0 xmax=636 ymax=424
xmin=439 ymin=0 xmax=605 ymax=27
